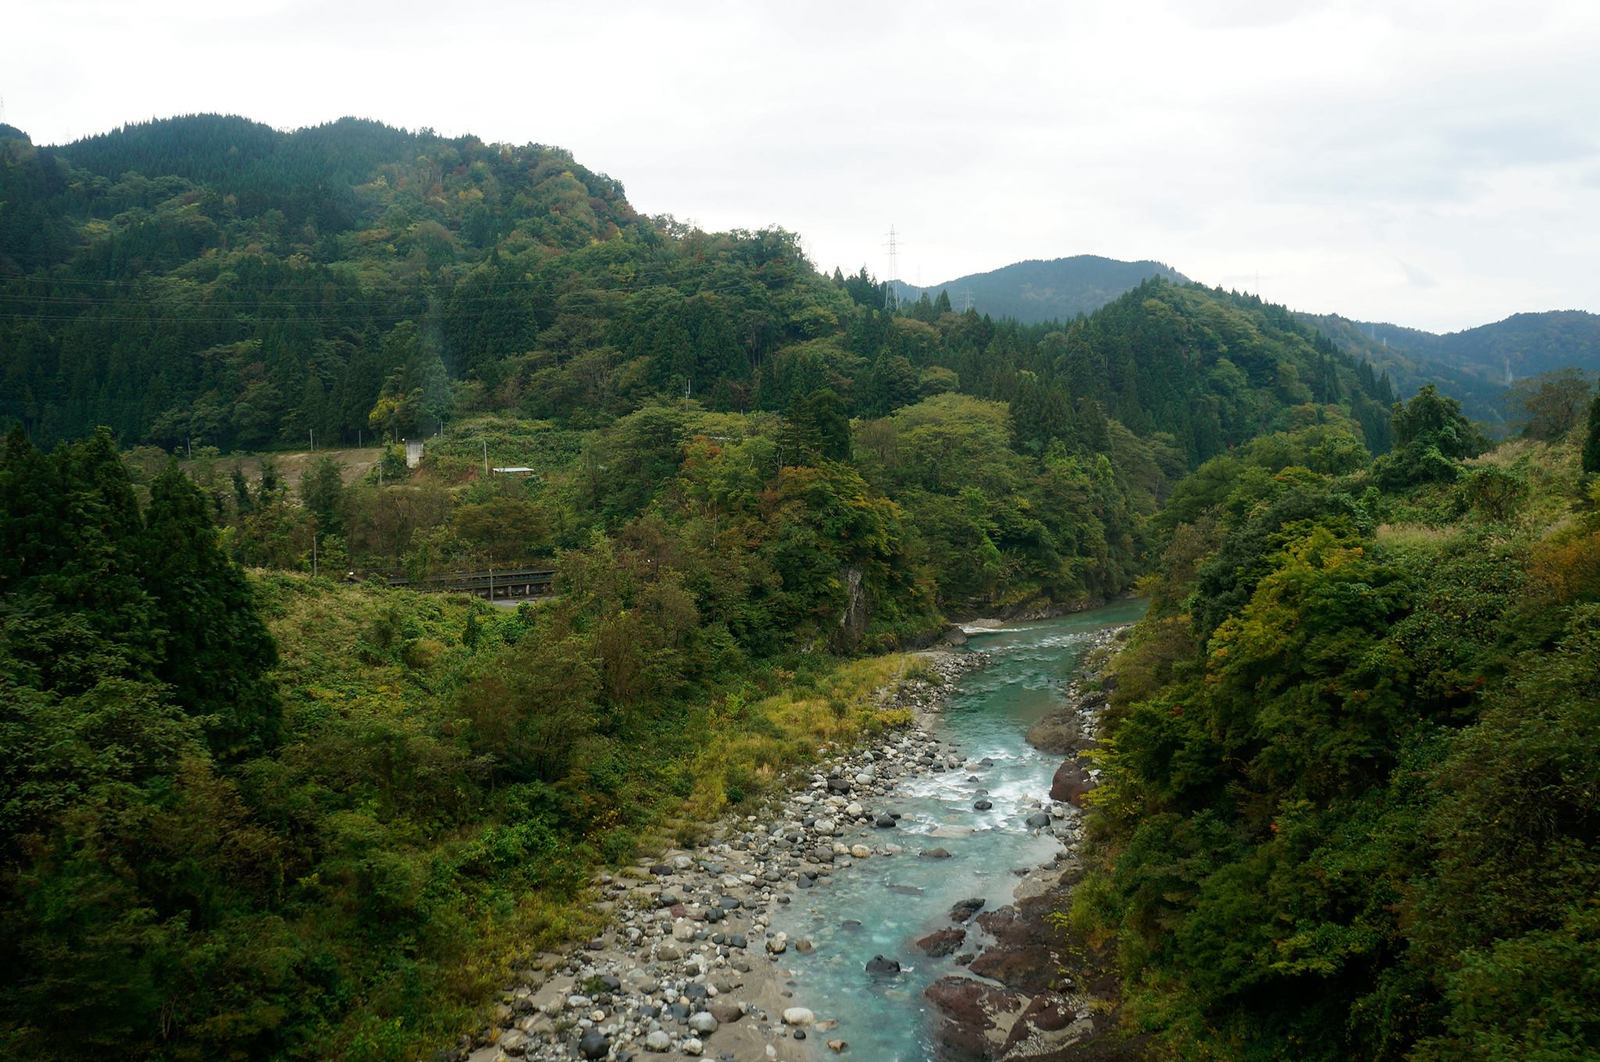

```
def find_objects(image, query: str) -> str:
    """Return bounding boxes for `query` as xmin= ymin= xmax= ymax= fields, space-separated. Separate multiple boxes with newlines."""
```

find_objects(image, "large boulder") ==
xmin=916 ymin=927 xmax=967 ymax=957
xmin=925 ymin=976 xmax=1028 ymax=1059
xmin=1026 ymin=712 xmax=1090 ymax=755
xmin=1049 ymin=756 xmax=1094 ymax=806
xmin=950 ymin=897 xmax=986 ymax=923
xmin=972 ymin=902 xmax=1065 ymax=993
xmin=1001 ymin=992 xmax=1082 ymax=1055
xmin=708 ymin=998 xmax=744 ymax=1023
xmin=865 ymin=954 xmax=902 ymax=976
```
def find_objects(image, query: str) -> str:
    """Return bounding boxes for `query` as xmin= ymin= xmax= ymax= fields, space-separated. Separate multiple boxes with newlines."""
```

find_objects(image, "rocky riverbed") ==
xmin=454 ymin=615 xmax=1144 ymax=1062
xmin=917 ymin=621 xmax=1144 ymax=1062
xmin=453 ymin=650 xmax=990 ymax=1062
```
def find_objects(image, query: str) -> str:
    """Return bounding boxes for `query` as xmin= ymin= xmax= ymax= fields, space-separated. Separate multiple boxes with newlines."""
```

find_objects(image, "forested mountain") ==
xmin=891 ymin=254 xmax=1187 ymax=324
xmin=0 ymin=115 xmax=1393 ymax=466
xmin=1349 ymin=308 xmax=1600 ymax=380
xmin=1306 ymin=308 xmax=1600 ymax=429
xmin=2 ymin=113 xmax=1549 ymax=1062
xmin=1077 ymin=387 xmax=1600 ymax=1061
xmin=1306 ymin=312 xmax=1512 ymax=427
xmin=880 ymin=248 xmax=1598 ymax=434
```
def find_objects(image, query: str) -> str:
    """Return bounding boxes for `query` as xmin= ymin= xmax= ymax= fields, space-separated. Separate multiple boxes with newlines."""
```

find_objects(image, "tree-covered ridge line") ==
xmin=891 ymin=254 xmax=1190 ymax=324
xmin=1305 ymin=308 xmax=1600 ymax=431
xmin=1070 ymin=386 xmax=1600 ymax=1060
xmin=2 ymin=114 xmax=1398 ymax=470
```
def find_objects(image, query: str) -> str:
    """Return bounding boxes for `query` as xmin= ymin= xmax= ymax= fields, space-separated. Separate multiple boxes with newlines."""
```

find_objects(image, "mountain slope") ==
xmin=0 ymin=117 xmax=1390 ymax=467
xmin=893 ymin=254 xmax=1187 ymax=324
xmin=1445 ymin=310 xmax=1600 ymax=377
xmin=1304 ymin=308 xmax=1600 ymax=429
xmin=0 ymin=112 xmax=1481 ymax=1062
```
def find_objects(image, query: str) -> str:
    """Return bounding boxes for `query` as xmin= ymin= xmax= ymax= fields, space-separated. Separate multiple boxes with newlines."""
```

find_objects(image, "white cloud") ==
xmin=6 ymin=0 xmax=1598 ymax=331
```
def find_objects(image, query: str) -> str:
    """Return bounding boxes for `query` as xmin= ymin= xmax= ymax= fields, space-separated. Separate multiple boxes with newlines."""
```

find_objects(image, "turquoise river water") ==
xmin=768 ymin=600 xmax=1146 ymax=1060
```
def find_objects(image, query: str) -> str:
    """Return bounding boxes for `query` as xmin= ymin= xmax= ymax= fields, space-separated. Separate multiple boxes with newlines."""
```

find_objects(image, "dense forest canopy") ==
xmin=1073 ymin=386 xmax=1600 ymax=1060
xmin=1305 ymin=308 xmax=1600 ymax=430
xmin=0 ymin=114 xmax=1395 ymax=463
xmin=4 ymin=113 xmax=1597 ymax=1062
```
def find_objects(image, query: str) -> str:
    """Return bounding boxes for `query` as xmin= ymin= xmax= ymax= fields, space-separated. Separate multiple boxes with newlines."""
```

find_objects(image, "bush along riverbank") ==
xmin=454 ymin=651 xmax=985 ymax=1061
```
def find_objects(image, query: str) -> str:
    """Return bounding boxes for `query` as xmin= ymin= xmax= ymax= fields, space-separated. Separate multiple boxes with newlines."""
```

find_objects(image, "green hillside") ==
xmin=9 ymin=113 xmax=1594 ymax=1062
xmin=0 ymin=115 xmax=1394 ymax=469
xmin=1074 ymin=388 xmax=1600 ymax=1061
xmin=1306 ymin=309 xmax=1600 ymax=430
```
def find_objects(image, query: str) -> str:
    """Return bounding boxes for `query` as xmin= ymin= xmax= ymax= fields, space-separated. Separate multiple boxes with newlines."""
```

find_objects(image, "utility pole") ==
xmin=884 ymin=225 xmax=901 ymax=312
xmin=309 ymin=428 xmax=315 ymax=452
xmin=482 ymin=438 xmax=489 ymax=476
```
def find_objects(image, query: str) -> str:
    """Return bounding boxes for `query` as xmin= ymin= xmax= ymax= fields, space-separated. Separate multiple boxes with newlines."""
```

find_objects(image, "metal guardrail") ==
xmin=371 ymin=566 xmax=557 ymax=599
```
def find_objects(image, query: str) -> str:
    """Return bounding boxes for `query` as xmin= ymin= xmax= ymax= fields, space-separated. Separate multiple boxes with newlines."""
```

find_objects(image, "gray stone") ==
xmin=578 ymin=1028 xmax=610 ymax=1060
xmin=865 ymin=954 xmax=902 ymax=976
xmin=950 ymin=897 xmax=985 ymax=923
xmin=709 ymin=999 xmax=744 ymax=1023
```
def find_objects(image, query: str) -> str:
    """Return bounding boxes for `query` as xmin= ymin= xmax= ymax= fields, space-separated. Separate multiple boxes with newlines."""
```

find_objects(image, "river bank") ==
xmin=767 ymin=606 xmax=1145 ymax=1061
xmin=454 ymin=649 xmax=987 ymax=1062
xmin=454 ymin=607 xmax=1141 ymax=1062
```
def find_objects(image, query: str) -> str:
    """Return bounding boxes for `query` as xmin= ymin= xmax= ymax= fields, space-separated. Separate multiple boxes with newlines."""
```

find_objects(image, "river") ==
xmin=767 ymin=600 xmax=1146 ymax=1060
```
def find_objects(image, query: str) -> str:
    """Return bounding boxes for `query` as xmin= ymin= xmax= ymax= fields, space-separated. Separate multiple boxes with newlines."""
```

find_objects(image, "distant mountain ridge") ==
xmin=1305 ymin=309 xmax=1600 ymax=381
xmin=1304 ymin=308 xmax=1600 ymax=429
xmin=892 ymin=250 xmax=1597 ymax=430
xmin=893 ymin=255 xmax=1187 ymax=323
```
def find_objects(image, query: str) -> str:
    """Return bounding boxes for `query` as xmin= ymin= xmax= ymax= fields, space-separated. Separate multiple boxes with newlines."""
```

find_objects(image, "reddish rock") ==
xmin=924 ymin=976 xmax=1027 ymax=1059
xmin=1002 ymin=992 xmax=1078 ymax=1051
xmin=915 ymin=928 xmax=967 ymax=957
xmin=950 ymin=897 xmax=986 ymax=923
xmin=970 ymin=943 xmax=1058 ymax=989
xmin=972 ymin=903 xmax=1065 ymax=993
xmin=1050 ymin=756 xmax=1093 ymax=806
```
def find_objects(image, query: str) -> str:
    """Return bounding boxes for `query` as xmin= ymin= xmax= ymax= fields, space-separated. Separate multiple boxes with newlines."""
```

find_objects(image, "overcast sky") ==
xmin=9 ymin=0 xmax=1599 ymax=332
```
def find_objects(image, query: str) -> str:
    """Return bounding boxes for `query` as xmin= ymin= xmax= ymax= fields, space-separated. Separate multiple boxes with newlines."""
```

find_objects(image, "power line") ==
xmin=883 ymin=225 xmax=900 ymax=312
